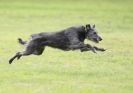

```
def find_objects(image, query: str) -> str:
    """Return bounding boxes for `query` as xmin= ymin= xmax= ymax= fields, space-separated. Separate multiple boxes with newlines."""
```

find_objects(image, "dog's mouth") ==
xmin=92 ymin=38 xmax=100 ymax=43
xmin=87 ymin=37 xmax=102 ymax=43
xmin=93 ymin=39 xmax=99 ymax=43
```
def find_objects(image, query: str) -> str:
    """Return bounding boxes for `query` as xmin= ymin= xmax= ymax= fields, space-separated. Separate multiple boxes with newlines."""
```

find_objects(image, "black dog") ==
xmin=9 ymin=24 xmax=106 ymax=64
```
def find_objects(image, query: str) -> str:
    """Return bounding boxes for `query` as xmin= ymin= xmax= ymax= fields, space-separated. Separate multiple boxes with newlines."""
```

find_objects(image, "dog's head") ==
xmin=85 ymin=24 xmax=102 ymax=43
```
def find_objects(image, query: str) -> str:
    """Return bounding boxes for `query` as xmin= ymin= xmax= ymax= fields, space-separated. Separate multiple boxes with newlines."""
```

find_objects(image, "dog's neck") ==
xmin=77 ymin=26 xmax=87 ymax=42
xmin=83 ymin=26 xmax=88 ymax=39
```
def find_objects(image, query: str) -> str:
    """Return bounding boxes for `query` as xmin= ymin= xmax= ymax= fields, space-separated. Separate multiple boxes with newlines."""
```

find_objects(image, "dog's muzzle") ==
xmin=93 ymin=37 xmax=102 ymax=43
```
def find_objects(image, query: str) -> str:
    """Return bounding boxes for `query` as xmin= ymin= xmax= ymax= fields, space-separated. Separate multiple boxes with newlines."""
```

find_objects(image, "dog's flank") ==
xmin=9 ymin=24 xmax=106 ymax=64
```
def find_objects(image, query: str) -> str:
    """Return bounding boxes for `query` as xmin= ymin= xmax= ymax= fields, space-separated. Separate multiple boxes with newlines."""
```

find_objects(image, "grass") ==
xmin=0 ymin=0 xmax=133 ymax=93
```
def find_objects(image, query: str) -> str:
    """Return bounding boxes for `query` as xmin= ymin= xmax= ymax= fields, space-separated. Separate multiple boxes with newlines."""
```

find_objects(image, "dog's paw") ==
xmin=99 ymin=48 xmax=106 ymax=52
xmin=91 ymin=48 xmax=97 ymax=53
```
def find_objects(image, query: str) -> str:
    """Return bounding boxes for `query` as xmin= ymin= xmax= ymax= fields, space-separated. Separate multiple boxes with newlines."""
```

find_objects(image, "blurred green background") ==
xmin=0 ymin=0 xmax=133 ymax=93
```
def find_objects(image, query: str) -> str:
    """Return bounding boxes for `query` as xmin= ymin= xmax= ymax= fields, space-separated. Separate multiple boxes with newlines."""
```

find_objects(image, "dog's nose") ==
xmin=99 ymin=37 xmax=102 ymax=41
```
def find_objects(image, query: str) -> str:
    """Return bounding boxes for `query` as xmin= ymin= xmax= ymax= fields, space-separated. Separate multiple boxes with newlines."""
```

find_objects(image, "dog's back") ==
xmin=30 ymin=25 xmax=85 ymax=41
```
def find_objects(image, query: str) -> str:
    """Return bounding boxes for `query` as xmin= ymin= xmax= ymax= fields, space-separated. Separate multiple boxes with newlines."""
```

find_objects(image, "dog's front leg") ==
xmin=69 ymin=43 xmax=86 ymax=50
xmin=69 ymin=43 xmax=96 ymax=53
xmin=80 ymin=44 xmax=96 ymax=53
xmin=93 ymin=46 xmax=106 ymax=52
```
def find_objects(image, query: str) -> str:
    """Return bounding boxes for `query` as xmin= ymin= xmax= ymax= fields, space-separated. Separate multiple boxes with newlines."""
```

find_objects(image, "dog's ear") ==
xmin=86 ymin=24 xmax=91 ymax=29
xmin=93 ymin=24 xmax=95 ymax=28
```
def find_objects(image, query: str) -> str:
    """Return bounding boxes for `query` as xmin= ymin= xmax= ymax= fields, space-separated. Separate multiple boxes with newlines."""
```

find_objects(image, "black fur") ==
xmin=9 ymin=24 xmax=105 ymax=64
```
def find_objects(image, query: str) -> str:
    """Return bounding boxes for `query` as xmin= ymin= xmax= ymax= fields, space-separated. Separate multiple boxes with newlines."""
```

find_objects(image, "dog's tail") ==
xmin=18 ymin=38 xmax=27 ymax=45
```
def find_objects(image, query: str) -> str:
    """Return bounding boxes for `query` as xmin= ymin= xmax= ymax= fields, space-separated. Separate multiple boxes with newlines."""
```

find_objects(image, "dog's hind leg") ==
xmin=9 ymin=52 xmax=22 ymax=64
xmin=33 ymin=46 xmax=45 ymax=55
xmin=9 ymin=48 xmax=35 ymax=64
xmin=9 ymin=41 xmax=37 ymax=64
xmin=9 ymin=49 xmax=34 ymax=64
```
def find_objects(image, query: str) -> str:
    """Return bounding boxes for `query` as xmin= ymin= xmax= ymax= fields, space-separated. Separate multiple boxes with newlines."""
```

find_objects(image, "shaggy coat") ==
xmin=9 ymin=24 xmax=105 ymax=64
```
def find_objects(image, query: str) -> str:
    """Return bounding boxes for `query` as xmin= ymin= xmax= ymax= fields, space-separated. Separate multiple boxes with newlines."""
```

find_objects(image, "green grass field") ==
xmin=0 ymin=0 xmax=133 ymax=93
